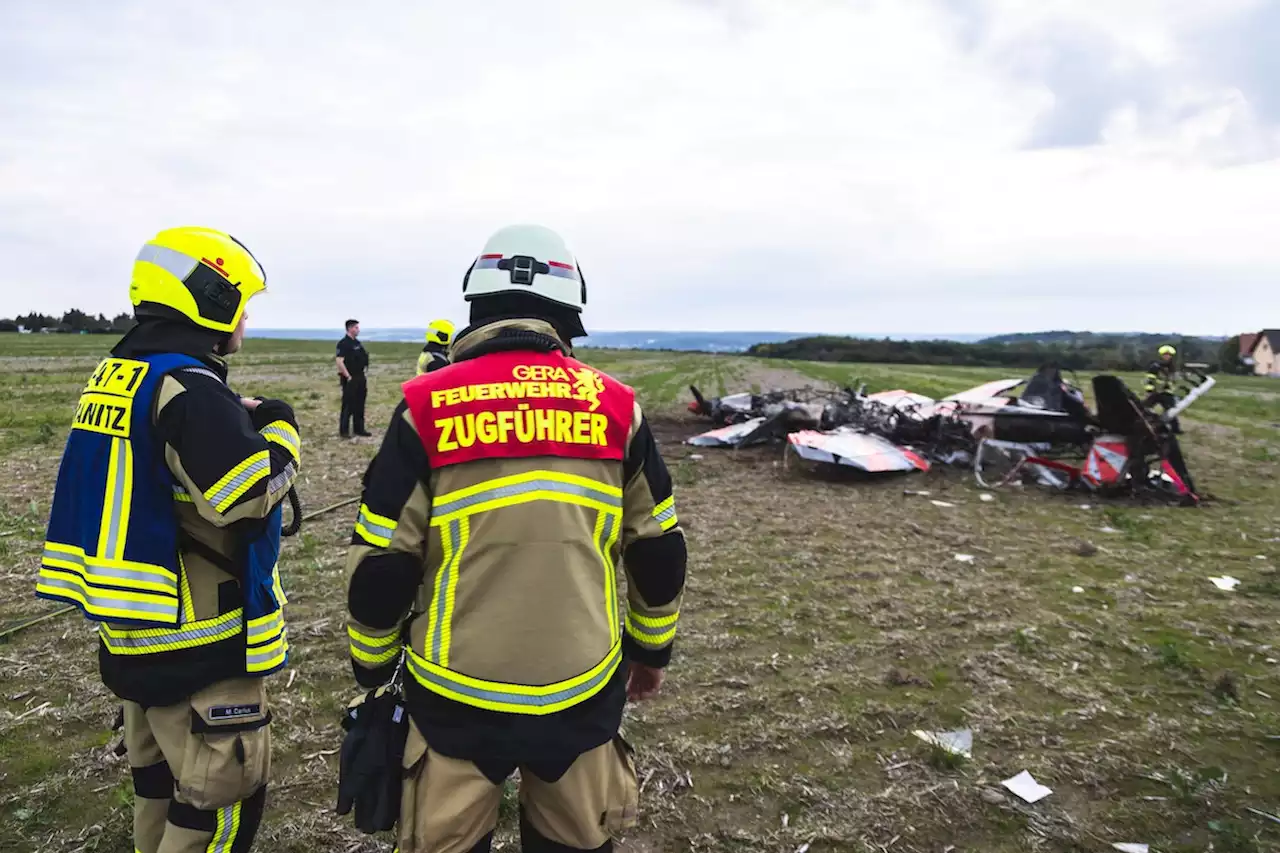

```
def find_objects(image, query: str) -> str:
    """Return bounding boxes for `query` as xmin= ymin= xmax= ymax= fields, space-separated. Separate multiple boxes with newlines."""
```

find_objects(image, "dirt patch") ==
xmin=3 ymin=342 xmax=1279 ymax=853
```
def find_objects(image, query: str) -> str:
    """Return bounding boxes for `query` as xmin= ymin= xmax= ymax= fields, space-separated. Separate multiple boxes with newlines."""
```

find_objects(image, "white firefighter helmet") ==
xmin=462 ymin=224 xmax=586 ymax=313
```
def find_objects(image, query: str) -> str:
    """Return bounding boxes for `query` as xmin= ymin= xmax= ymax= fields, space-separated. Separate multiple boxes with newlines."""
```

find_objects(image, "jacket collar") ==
xmin=450 ymin=318 xmax=569 ymax=363
xmin=110 ymin=320 xmax=228 ymax=380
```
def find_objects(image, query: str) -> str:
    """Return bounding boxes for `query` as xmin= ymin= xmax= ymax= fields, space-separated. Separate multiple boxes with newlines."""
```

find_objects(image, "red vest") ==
xmin=402 ymin=349 xmax=635 ymax=468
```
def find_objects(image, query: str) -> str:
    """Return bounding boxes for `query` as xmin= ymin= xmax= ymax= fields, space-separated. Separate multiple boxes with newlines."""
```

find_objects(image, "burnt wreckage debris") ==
xmin=686 ymin=364 xmax=1212 ymax=503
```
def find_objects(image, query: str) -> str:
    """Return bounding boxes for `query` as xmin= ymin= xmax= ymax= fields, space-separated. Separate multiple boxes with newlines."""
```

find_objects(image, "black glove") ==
xmin=249 ymin=398 xmax=298 ymax=432
xmin=335 ymin=683 xmax=409 ymax=834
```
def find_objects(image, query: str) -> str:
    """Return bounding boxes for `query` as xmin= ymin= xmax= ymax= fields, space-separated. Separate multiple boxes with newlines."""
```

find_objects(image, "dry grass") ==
xmin=1 ymin=336 xmax=1278 ymax=852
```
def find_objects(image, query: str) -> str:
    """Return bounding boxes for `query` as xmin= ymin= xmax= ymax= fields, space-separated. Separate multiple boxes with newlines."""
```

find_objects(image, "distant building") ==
xmin=1248 ymin=330 xmax=1280 ymax=377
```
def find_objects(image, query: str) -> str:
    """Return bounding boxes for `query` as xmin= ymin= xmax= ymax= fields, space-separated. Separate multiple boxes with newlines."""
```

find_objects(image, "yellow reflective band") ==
xmin=348 ymin=624 xmax=400 ymax=650
xmin=625 ymin=610 xmax=679 ymax=649
xmin=97 ymin=437 xmax=134 ymax=560
xmin=245 ymin=608 xmax=289 ymax=673
xmin=406 ymin=641 xmax=623 ymax=716
xmin=426 ymin=516 xmax=469 ymax=667
xmin=350 ymin=637 xmax=401 ymax=666
xmin=204 ymin=451 xmax=271 ymax=513
xmin=431 ymin=470 xmax=622 ymax=524
xmin=349 ymin=621 xmax=402 ymax=666
xmin=594 ymin=510 xmax=621 ymax=643
xmin=425 ymin=517 xmax=455 ymax=663
xmin=38 ymin=573 xmax=180 ymax=624
xmin=439 ymin=517 xmax=467 ymax=667
xmin=99 ymin=609 xmax=243 ymax=655
xmin=248 ymin=609 xmax=285 ymax=646
xmin=421 ymin=471 xmax=621 ymax=666
xmin=355 ymin=503 xmax=397 ymax=548
xmin=116 ymin=440 xmax=134 ymax=560
xmin=208 ymin=800 xmax=242 ymax=853
xmin=652 ymin=495 xmax=677 ymax=532
xmin=629 ymin=610 xmax=679 ymax=629
xmin=246 ymin=626 xmax=288 ymax=673
xmin=43 ymin=542 xmax=178 ymax=590
xmin=270 ymin=563 xmax=289 ymax=608
xmin=173 ymin=484 xmax=194 ymax=503
xmin=265 ymin=461 xmax=298 ymax=505
xmin=39 ymin=541 xmax=181 ymax=626
xmin=260 ymin=420 xmax=301 ymax=460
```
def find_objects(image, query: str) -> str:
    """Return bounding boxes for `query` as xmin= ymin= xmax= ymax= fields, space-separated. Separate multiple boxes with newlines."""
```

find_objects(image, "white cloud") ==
xmin=0 ymin=0 xmax=1277 ymax=336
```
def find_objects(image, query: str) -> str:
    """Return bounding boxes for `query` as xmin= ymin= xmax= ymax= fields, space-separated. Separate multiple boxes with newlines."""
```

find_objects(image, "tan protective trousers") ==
xmin=397 ymin=720 xmax=639 ymax=853
xmin=123 ymin=677 xmax=272 ymax=853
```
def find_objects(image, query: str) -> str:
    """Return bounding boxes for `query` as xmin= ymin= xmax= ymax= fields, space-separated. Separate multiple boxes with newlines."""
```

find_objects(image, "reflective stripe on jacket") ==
xmin=397 ymin=346 xmax=634 ymax=714
xmin=38 ymin=352 xmax=293 ymax=676
xmin=345 ymin=319 xmax=687 ymax=736
xmin=39 ymin=353 xmax=201 ymax=626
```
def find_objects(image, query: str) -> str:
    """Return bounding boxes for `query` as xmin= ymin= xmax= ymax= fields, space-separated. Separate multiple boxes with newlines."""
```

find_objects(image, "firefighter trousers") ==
xmin=123 ymin=677 xmax=272 ymax=853
xmin=397 ymin=720 xmax=639 ymax=853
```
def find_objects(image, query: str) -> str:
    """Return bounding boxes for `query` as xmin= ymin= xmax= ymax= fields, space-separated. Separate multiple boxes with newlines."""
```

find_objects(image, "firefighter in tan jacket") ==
xmin=344 ymin=224 xmax=687 ymax=852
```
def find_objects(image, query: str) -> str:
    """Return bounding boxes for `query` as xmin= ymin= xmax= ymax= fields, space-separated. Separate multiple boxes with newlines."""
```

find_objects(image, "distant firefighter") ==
xmin=416 ymin=318 xmax=455 ymax=375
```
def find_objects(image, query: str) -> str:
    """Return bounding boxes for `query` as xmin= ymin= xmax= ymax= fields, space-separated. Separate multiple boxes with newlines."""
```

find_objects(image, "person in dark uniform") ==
xmin=336 ymin=319 xmax=371 ymax=437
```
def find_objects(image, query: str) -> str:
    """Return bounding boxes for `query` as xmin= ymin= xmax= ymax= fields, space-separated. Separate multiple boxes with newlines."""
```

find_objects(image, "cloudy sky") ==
xmin=2 ymin=0 xmax=1277 ymax=337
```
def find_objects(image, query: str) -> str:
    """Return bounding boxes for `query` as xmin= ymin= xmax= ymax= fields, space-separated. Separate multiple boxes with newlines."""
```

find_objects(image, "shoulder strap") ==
xmin=146 ymin=354 xmax=226 ymax=388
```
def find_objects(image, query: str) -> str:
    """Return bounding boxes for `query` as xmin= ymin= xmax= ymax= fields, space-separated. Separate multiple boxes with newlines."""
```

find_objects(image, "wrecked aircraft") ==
xmin=686 ymin=364 xmax=1210 ymax=499
xmin=973 ymin=371 xmax=1213 ymax=504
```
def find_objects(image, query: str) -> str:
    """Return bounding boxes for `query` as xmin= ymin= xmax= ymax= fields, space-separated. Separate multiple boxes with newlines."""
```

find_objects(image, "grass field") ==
xmin=1 ymin=334 xmax=1279 ymax=853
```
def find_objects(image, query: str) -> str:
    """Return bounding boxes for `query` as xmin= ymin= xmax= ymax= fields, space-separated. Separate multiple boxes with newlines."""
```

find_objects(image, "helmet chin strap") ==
xmin=213 ymin=329 xmax=235 ymax=356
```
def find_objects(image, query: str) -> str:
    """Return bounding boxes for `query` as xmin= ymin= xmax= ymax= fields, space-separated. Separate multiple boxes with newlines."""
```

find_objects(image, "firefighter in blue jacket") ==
xmin=36 ymin=226 xmax=301 ymax=853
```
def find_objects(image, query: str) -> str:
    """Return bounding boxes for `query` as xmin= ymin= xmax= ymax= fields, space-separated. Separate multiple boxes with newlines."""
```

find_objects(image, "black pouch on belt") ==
xmin=335 ymin=677 xmax=409 ymax=834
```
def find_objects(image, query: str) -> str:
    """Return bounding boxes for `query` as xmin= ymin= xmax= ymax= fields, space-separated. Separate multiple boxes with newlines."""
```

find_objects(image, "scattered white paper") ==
xmin=1100 ymin=526 xmax=1120 ymax=534
xmin=913 ymin=729 xmax=973 ymax=757
xmin=1001 ymin=770 xmax=1052 ymax=803
xmin=904 ymin=489 xmax=932 ymax=497
xmin=689 ymin=454 xmax=704 ymax=461
xmin=979 ymin=493 xmax=995 ymax=502
xmin=931 ymin=500 xmax=955 ymax=508
xmin=955 ymin=554 xmax=975 ymax=563
xmin=1209 ymin=576 xmax=1241 ymax=591
xmin=1078 ymin=504 xmax=1093 ymax=510
xmin=1072 ymin=586 xmax=1084 ymax=593
xmin=1257 ymin=555 xmax=1269 ymax=561
xmin=1112 ymin=845 xmax=1148 ymax=853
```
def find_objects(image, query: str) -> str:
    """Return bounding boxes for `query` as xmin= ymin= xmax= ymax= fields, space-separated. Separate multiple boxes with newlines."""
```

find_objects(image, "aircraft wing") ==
xmin=686 ymin=418 xmax=767 ymax=447
xmin=867 ymin=389 xmax=935 ymax=410
xmin=943 ymin=378 xmax=1025 ymax=402
xmin=787 ymin=428 xmax=931 ymax=473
